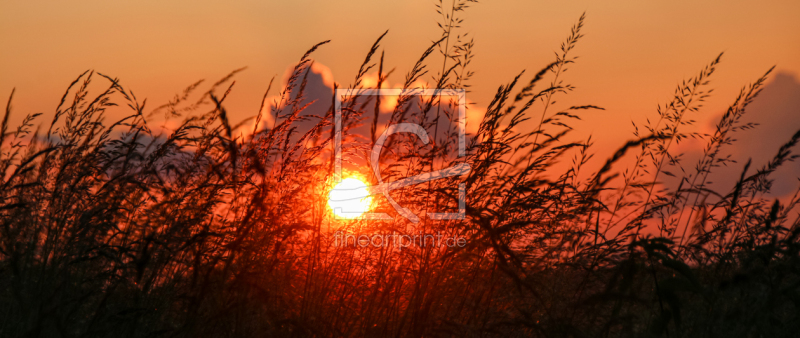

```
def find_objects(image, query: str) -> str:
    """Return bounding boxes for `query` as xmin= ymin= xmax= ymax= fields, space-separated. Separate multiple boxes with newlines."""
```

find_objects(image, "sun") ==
xmin=328 ymin=177 xmax=373 ymax=219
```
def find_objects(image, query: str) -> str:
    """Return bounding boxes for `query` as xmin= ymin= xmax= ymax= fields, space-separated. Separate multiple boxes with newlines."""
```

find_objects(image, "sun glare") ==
xmin=328 ymin=177 xmax=373 ymax=219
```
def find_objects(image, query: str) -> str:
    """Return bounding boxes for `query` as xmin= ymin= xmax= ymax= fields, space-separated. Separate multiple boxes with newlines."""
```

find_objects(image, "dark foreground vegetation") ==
xmin=2 ymin=2 xmax=800 ymax=337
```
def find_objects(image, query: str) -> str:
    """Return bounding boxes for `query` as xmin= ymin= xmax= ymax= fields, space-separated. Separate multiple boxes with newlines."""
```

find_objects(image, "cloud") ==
xmin=247 ymin=61 xmax=335 ymax=136
xmin=234 ymin=63 xmax=491 ymax=169
xmin=731 ymin=71 xmax=800 ymax=196
xmin=676 ymin=71 xmax=800 ymax=198
xmin=465 ymin=100 xmax=486 ymax=135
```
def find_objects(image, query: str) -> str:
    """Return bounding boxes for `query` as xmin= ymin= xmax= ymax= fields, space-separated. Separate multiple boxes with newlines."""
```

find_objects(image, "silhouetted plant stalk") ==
xmin=1 ymin=5 xmax=800 ymax=338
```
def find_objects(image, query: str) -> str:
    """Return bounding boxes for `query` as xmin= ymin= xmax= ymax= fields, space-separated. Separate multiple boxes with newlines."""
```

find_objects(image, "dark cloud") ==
xmin=696 ymin=71 xmax=800 ymax=197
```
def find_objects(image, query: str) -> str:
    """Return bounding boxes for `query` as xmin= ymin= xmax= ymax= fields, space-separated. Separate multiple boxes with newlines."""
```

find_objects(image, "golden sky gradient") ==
xmin=2 ymin=0 xmax=799 ymax=156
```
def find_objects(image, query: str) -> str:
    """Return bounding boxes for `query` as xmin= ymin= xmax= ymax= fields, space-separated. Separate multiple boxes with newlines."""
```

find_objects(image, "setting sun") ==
xmin=328 ymin=177 xmax=373 ymax=219
xmin=3 ymin=0 xmax=800 ymax=336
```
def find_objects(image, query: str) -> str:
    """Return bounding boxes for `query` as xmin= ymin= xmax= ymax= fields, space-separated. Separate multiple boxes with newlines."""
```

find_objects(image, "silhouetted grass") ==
xmin=1 ymin=2 xmax=800 ymax=337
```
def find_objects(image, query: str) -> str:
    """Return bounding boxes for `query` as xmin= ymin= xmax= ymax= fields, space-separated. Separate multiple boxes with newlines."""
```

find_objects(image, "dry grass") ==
xmin=1 ymin=2 xmax=800 ymax=337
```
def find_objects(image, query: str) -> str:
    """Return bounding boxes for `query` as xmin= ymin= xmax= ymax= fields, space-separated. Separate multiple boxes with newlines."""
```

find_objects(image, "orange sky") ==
xmin=2 ymin=0 xmax=799 ymax=164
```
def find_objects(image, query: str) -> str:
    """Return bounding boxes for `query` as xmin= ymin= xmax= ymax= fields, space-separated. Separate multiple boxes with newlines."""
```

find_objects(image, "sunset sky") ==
xmin=3 ymin=3 xmax=800 ymax=335
xmin=2 ymin=0 xmax=799 ymax=178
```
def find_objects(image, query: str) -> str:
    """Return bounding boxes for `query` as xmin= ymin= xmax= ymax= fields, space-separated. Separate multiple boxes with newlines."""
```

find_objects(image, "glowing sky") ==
xmin=1 ymin=0 xmax=799 ymax=165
